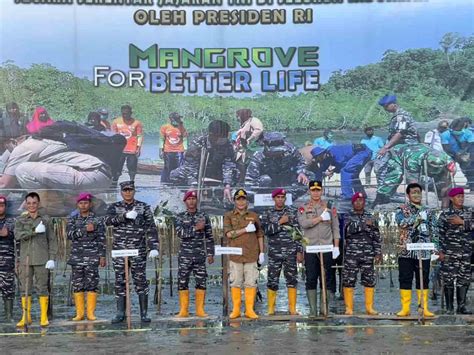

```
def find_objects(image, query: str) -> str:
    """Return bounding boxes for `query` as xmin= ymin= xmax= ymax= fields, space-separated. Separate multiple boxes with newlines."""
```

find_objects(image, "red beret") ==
xmin=0 ymin=195 xmax=7 ymax=204
xmin=271 ymin=188 xmax=286 ymax=198
xmin=183 ymin=190 xmax=198 ymax=201
xmin=351 ymin=192 xmax=365 ymax=204
xmin=448 ymin=187 xmax=464 ymax=197
xmin=76 ymin=193 xmax=93 ymax=203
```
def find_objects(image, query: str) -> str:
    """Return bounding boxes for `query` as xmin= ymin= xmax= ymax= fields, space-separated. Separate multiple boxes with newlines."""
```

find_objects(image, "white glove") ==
xmin=258 ymin=253 xmax=265 ymax=264
xmin=321 ymin=211 xmax=331 ymax=221
xmin=45 ymin=260 xmax=55 ymax=269
xmin=148 ymin=250 xmax=159 ymax=259
xmin=35 ymin=221 xmax=46 ymax=234
xmin=245 ymin=222 xmax=256 ymax=233
xmin=431 ymin=254 xmax=439 ymax=262
xmin=332 ymin=247 xmax=340 ymax=259
xmin=419 ymin=210 xmax=427 ymax=220
xmin=125 ymin=209 xmax=138 ymax=220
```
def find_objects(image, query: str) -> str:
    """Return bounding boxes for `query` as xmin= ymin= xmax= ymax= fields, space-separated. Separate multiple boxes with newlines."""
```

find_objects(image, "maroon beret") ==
xmin=271 ymin=188 xmax=286 ymax=198
xmin=76 ymin=193 xmax=93 ymax=203
xmin=351 ymin=192 xmax=365 ymax=204
xmin=183 ymin=190 xmax=198 ymax=201
xmin=448 ymin=187 xmax=464 ymax=198
xmin=0 ymin=195 xmax=7 ymax=204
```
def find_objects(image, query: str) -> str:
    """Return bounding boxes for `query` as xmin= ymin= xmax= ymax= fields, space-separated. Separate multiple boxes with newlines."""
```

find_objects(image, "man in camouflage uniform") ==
xmin=246 ymin=132 xmax=309 ymax=200
xmin=174 ymin=190 xmax=215 ymax=318
xmin=170 ymin=120 xmax=237 ymax=202
xmin=0 ymin=196 xmax=16 ymax=322
xmin=437 ymin=187 xmax=472 ymax=314
xmin=67 ymin=193 xmax=106 ymax=321
xmin=261 ymin=188 xmax=304 ymax=315
xmin=105 ymin=181 xmax=159 ymax=323
xmin=373 ymin=144 xmax=455 ymax=206
xmin=342 ymin=192 xmax=382 ymax=315
xmin=15 ymin=192 xmax=57 ymax=327
xmin=395 ymin=183 xmax=438 ymax=317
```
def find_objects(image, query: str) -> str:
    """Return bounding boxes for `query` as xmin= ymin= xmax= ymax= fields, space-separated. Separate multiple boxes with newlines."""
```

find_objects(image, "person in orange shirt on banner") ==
xmin=111 ymin=105 xmax=144 ymax=182
xmin=160 ymin=112 xmax=188 ymax=183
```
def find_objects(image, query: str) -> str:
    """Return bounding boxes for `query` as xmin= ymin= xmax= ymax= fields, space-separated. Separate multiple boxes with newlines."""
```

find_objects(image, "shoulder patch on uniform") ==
xmin=298 ymin=207 xmax=305 ymax=214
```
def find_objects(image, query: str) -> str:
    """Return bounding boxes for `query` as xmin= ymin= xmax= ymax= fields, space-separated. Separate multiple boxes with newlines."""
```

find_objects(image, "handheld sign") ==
xmin=306 ymin=245 xmax=333 ymax=254
xmin=215 ymin=246 xmax=243 ymax=256
xmin=111 ymin=249 xmax=139 ymax=258
xmin=406 ymin=243 xmax=435 ymax=251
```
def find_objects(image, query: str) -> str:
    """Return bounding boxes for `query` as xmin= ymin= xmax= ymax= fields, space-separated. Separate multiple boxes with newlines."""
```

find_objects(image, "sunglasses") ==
xmin=122 ymin=188 xmax=135 ymax=192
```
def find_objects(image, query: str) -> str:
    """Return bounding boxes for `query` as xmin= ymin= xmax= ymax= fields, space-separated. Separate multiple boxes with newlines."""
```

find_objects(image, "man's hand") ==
xmin=258 ymin=253 xmax=265 ymax=264
xmin=438 ymin=251 xmax=445 ymax=262
xmin=279 ymin=214 xmax=289 ymax=225
xmin=86 ymin=223 xmax=95 ymax=232
xmin=223 ymin=185 xmax=232 ymax=202
xmin=297 ymin=252 xmax=304 ymax=263
xmin=35 ymin=221 xmax=46 ymax=234
xmin=448 ymin=215 xmax=464 ymax=225
xmin=321 ymin=210 xmax=331 ymax=222
xmin=99 ymin=257 xmax=106 ymax=268
xmin=195 ymin=220 xmax=205 ymax=231
xmin=125 ymin=209 xmax=138 ymax=220
xmin=0 ymin=226 xmax=8 ymax=237
xmin=207 ymin=255 xmax=214 ymax=264
xmin=45 ymin=260 xmax=55 ymax=270
xmin=324 ymin=170 xmax=334 ymax=179
xmin=374 ymin=255 xmax=382 ymax=264
xmin=378 ymin=146 xmax=389 ymax=157
xmin=366 ymin=218 xmax=373 ymax=226
xmin=148 ymin=250 xmax=159 ymax=259
xmin=136 ymin=147 xmax=141 ymax=157
xmin=332 ymin=246 xmax=340 ymax=260
xmin=297 ymin=173 xmax=309 ymax=185
xmin=245 ymin=222 xmax=256 ymax=233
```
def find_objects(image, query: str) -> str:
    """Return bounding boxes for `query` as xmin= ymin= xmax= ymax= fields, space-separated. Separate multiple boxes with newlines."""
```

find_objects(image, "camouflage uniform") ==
xmin=105 ymin=200 xmax=159 ymax=297
xmin=342 ymin=211 xmax=381 ymax=288
xmin=395 ymin=203 xmax=438 ymax=290
xmin=174 ymin=211 xmax=214 ymax=290
xmin=0 ymin=217 xmax=16 ymax=299
xmin=170 ymin=135 xmax=237 ymax=186
xmin=387 ymin=108 xmax=420 ymax=145
xmin=376 ymin=144 xmax=454 ymax=200
xmin=245 ymin=140 xmax=307 ymax=199
xmin=261 ymin=206 xmax=303 ymax=291
xmin=67 ymin=212 xmax=106 ymax=293
xmin=437 ymin=206 xmax=472 ymax=288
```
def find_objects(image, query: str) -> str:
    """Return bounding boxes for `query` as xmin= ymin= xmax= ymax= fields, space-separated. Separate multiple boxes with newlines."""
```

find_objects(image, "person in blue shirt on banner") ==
xmin=313 ymin=129 xmax=334 ymax=149
xmin=360 ymin=127 xmax=384 ymax=186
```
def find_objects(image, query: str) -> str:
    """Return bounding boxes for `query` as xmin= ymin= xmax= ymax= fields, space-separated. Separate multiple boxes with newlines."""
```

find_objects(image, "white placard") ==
xmin=406 ymin=243 xmax=435 ymax=251
xmin=306 ymin=245 xmax=334 ymax=253
xmin=254 ymin=193 xmax=293 ymax=207
xmin=214 ymin=245 xmax=243 ymax=256
xmin=111 ymin=249 xmax=139 ymax=258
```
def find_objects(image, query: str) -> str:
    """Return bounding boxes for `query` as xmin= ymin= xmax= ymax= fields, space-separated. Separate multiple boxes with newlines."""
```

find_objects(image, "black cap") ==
xmin=233 ymin=189 xmax=248 ymax=200
xmin=308 ymin=180 xmax=322 ymax=191
xmin=120 ymin=181 xmax=135 ymax=190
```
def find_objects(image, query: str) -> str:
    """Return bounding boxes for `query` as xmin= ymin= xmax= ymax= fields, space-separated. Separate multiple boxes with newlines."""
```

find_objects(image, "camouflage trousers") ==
xmin=170 ymin=164 xmax=199 ymax=185
xmin=0 ymin=271 xmax=15 ymax=299
xmin=441 ymin=251 xmax=472 ymax=287
xmin=178 ymin=255 xmax=207 ymax=290
xmin=113 ymin=254 xmax=149 ymax=298
xmin=342 ymin=253 xmax=376 ymax=288
xmin=267 ymin=252 xmax=298 ymax=291
xmin=72 ymin=264 xmax=100 ymax=293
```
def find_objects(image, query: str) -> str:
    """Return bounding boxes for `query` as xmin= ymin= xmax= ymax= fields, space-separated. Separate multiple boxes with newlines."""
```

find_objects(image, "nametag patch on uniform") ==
xmin=306 ymin=245 xmax=333 ymax=253
xmin=406 ymin=243 xmax=435 ymax=251
xmin=111 ymin=249 xmax=139 ymax=258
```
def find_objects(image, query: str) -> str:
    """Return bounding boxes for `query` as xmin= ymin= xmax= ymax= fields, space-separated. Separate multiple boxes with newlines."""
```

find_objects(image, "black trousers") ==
xmin=398 ymin=257 xmax=430 ymax=290
xmin=161 ymin=152 xmax=184 ymax=183
xmin=305 ymin=252 xmax=335 ymax=291
xmin=117 ymin=153 xmax=138 ymax=180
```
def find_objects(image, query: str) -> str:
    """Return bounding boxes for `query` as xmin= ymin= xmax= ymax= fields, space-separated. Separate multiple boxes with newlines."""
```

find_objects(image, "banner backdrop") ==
xmin=0 ymin=0 xmax=472 ymax=216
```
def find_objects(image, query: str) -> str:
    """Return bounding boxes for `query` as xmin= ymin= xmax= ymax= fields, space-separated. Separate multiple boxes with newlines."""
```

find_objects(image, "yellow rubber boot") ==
xmin=176 ymin=290 xmax=189 ymax=318
xmin=267 ymin=289 xmax=277 ymax=315
xmin=343 ymin=287 xmax=354 ymax=315
xmin=229 ymin=288 xmax=242 ymax=319
xmin=396 ymin=290 xmax=411 ymax=317
xmin=244 ymin=288 xmax=259 ymax=320
xmin=364 ymin=287 xmax=378 ymax=315
xmin=195 ymin=289 xmax=208 ymax=317
xmin=417 ymin=290 xmax=435 ymax=317
xmin=72 ymin=292 xmax=85 ymax=321
xmin=86 ymin=292 xmax=98 ymax=321
xmin=39 ymin=296 xmax=49 ymax=327
xmin=16 ymin=296 xmax=32 ymax=327
xmin=288 ymin=288 xmax=298 ymax=315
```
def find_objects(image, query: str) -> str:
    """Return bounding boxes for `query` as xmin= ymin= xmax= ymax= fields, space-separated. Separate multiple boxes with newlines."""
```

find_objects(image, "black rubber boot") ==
xmin=139 ymin=294 xmax=151 ymax=323
xmin=3 ymin=297 xmax=13 ymax=323
xmin=111 ymin=296 xmax=126 ymax=324
xmin=456 ymin=286 xmax=472 ymax=315
xmin=444 ymin=287 xmax=454 ymax=315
